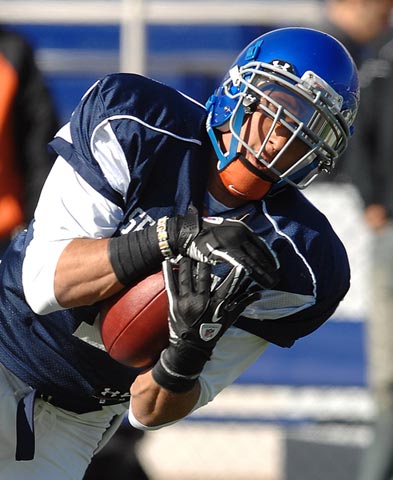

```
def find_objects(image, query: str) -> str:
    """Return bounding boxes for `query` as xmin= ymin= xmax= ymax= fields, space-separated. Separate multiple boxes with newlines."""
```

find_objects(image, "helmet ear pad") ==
xmin=219 ymin=154 xmax=273 ymax=201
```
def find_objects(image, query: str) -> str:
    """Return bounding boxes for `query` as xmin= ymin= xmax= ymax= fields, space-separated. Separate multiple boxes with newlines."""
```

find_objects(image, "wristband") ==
xmin=108 ymin=226 xmax=162 ymax=286
xmin=156 ymin=216 xmax=173 ymax=259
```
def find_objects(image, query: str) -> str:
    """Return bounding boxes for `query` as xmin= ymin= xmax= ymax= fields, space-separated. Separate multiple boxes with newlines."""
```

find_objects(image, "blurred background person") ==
xmin=320 ymin=0 xmax=393 ymax=66
xmin=348 ymin=29 xmax=393 ymax=480
xmin=318 ymin=1 xmax=393 ymax=479
xmin=0 ymin=25 xmax=58 ymax=256
xmin=316 ymin=0 xmax=393 ymax=182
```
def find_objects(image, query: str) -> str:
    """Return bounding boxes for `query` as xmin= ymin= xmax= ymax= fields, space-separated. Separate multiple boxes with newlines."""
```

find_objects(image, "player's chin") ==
xmin=219 ymin=157 xmax=273 ymax=201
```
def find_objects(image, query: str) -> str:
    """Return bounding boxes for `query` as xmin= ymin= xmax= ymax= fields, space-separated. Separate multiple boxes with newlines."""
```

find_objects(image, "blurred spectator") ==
xmin=0 ymin=26 xmax=58 ymax=256
xmin=318 ymin=1 xmax=393 ymax=479
xmin=316 ymin=0 xmax=393 ymax=182
xmin=320 ymin=0 xmax=393 ymax=66
xmin=347 ymin=29 xmax=393 ymax=480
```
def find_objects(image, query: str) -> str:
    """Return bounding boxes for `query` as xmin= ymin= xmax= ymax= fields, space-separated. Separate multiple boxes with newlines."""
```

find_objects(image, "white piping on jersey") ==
xmin=81 ymin=80 xmax=100 ymax=101
xmin=262 ymin=200 xmax=318 ymax=301
xmin=91 ymin=114 xmax=203 ymax=149
xmin=177 ymin=90 xmax=205 ymax=110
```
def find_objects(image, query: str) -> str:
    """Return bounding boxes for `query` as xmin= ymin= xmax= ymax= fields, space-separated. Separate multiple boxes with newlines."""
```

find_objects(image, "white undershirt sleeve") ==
xmin=128 ymin=327 xmax=269 ymax=430
xmin=23 ymin=157 xmax=124 ymax=314
xmin=22 ymin=121 xmax=130 ymax=315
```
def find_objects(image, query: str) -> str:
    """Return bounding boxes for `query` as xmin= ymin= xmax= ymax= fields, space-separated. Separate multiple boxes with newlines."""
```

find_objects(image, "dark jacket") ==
xmin=345 ymin=29 xmax=393 ymax=216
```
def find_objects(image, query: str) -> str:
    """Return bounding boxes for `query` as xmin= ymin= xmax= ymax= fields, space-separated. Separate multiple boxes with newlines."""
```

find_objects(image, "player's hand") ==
xmin=166 ymin=206 xmax=279 ymax=289
xmin=151 ymin=257 xmax=260 ymax=392
xmin=165 ymin=257 xmax=257 ymax=348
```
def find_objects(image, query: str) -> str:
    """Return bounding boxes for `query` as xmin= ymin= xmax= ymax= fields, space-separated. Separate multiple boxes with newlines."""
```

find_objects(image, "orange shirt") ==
xmin=0 ymin=52 xmax=24 ymax=239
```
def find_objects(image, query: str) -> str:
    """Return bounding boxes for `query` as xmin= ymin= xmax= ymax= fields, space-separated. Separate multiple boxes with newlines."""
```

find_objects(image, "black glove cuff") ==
xmin=167 ymin=209 xmax=200 ymax=256
xmin=166 ymin=341 xmax=212 ymax=374
xmin=152 ymin=351 xmax=199 ymax=393
xmin=179 ymin=210 xmax=201 ymax=254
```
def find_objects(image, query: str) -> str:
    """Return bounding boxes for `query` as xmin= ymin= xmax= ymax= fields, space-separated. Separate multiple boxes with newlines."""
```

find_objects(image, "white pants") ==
xmin=0 ymin=362 xmax=128 ymax=479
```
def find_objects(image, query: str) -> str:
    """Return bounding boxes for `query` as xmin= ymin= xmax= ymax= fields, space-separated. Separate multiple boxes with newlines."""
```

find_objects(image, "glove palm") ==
xmin=152 ymin=258 xmax=261 ymax=392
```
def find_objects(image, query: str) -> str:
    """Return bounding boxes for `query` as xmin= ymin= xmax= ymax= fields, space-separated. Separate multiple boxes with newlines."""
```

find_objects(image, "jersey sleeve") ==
xmin=195 ymin=327 xmax=269 ymax=408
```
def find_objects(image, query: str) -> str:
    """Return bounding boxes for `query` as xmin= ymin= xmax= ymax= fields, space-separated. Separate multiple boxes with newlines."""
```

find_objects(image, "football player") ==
xmin=0 ymin=27 xmax=359 ymax=479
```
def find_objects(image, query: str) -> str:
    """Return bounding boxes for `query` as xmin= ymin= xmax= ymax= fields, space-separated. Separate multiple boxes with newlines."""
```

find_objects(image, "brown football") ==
xmin=100 ymin=271 xmax=169 ymax=368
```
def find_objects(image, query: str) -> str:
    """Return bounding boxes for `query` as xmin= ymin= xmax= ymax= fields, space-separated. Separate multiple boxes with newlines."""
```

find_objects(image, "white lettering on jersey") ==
xmin=120 ymin=207 xmax=155 ymax=234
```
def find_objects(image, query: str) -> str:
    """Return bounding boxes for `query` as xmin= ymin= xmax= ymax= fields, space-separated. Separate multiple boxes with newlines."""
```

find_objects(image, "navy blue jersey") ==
xmin=0 ymin=73 xmax=350 ymax=413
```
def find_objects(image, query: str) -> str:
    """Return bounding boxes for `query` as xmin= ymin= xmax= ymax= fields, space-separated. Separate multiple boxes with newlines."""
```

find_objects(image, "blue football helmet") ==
xmin=206 ymin=27 xmax=360 ymax=194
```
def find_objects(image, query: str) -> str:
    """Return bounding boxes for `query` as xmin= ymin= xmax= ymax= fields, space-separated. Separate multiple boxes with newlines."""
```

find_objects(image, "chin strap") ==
xmin=235 ymin=154 xmax=276 ymax=183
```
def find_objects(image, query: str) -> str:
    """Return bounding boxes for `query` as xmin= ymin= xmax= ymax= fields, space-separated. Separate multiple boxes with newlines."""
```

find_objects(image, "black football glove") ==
xmin=151 ymin=257 xmax=261 ymax=393
xmin=167 ymin=206 xmax=279 ymax=289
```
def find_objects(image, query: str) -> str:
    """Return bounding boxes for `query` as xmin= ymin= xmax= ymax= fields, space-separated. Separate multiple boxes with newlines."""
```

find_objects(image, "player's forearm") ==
xmin=54 ymin=237 xmax=124 ymax=308
xmin=130 ymin=369 xmax=200 ymax=428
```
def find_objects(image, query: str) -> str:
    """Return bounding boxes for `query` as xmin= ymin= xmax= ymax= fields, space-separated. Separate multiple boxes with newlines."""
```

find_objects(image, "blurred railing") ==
xmin=0 ymin=0 xmax=322 ymax=73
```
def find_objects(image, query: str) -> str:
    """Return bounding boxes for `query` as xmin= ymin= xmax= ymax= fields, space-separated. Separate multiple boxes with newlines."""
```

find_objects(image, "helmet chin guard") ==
xmin=218 ymin=154 xmax=273 ymax=201
xmin=206 ymin=27 xmax=360 ymax=191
